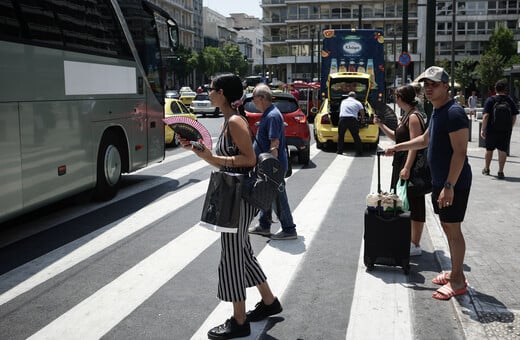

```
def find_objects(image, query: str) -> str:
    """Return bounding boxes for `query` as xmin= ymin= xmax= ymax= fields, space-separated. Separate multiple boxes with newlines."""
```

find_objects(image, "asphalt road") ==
xmin=0 ymin=117 xmax=465 ymax=340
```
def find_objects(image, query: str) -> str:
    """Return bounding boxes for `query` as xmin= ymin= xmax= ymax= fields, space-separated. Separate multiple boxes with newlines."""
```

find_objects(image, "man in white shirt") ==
xmin=337 ymin=91 xmax=365 ymax=156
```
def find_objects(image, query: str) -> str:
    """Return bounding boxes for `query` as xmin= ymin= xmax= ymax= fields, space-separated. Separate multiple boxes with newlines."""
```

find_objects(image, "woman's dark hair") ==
xmin=211 ymin=73 xmax=244 ymax=105
xmin=395 ymin=84 xmax=418 ymax=107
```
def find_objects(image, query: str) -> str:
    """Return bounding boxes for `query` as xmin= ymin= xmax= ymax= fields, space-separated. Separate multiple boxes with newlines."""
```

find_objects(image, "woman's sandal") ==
xmin=432 ymin=272 xmax=468 ymax=286
xmin=433 ymin=284 xmax=468 ymax=301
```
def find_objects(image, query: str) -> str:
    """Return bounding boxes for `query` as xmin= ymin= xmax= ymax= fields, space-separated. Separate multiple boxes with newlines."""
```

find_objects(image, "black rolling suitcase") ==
xmin=364 ymin=150 xmax=411 ymax=274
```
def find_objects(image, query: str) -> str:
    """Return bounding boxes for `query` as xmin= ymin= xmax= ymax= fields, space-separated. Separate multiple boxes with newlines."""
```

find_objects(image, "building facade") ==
xmin=261 ymin=0 xmax=520 ymax=87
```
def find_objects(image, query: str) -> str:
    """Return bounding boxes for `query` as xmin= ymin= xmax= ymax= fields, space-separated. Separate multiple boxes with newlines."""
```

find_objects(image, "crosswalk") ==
xmin=0 ymin=141 xmax=421 ymax=340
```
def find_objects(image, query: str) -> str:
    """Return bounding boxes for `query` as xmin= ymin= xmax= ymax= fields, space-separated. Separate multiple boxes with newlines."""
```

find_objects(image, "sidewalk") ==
xmin=425 ymin=118 xmax=520 ymax=339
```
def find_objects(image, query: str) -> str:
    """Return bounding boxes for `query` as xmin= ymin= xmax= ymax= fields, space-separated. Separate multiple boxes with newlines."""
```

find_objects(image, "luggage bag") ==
xmin=363 ymin=150 xmax=411 ymax=274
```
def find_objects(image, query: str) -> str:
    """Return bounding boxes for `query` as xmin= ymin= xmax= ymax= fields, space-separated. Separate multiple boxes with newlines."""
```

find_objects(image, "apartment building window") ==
xmin=477 ymin=21 xmax=486 ymax=34
xmin=507 ymin=20 xmax=518 ymax=29
xmin=310 ymin=5 xmax=319 ymax=19
xmin=362 ymin=6 xmax=374 ymax=18
xmin=457 ymin=22 xmax=465 ymax=35
xmin=465 ymin=1 xmax=487 ymax=15
xmin=288 ymin=6 xmax=297 ymax=20
xmin=374 ymin=3 xmax=384 ymax=18
xmin=321 ymin=4 xmax=331 ymax=19
xmin=437 ymin=1 xmax=453 ymax=16
xmin=331 ymin=6 xmax=350 ymax=19
xmin=288 ymin=25 xmax=298 ymax=39
xmin=300 ymin=25 xmax=309 ymax=39
xmin=386 ymin=2 xmax=396 ymax=17
xmin=467 ymin=22 xmax=476 ymax=34
xmin=299 ymin=6 xmax=309 ymax=20
xmin=497 ymin=1 xmax=507 ymax=14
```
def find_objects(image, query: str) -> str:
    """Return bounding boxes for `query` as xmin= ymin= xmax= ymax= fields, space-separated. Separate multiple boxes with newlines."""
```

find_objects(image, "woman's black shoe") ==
xmin=246 ymin=298 xmax=283 ymax=322
xmin=207 ymin=317 xmax=250 ymax=340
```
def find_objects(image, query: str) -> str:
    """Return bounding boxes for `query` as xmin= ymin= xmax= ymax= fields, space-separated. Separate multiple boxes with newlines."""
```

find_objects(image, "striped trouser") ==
xmin=217 ymin=199 xmax=267 ymax=302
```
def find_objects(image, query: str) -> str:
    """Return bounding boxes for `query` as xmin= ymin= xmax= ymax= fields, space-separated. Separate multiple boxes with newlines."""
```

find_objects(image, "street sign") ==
xmin=398 ymin=51 xmax=411 ymax=67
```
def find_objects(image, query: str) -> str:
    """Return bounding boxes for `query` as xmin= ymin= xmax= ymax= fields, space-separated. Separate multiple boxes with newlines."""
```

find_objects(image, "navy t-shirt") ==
xmin=482 ymin=95 xmax=519 ymax=133
xmin=427 ymin=99 xmax=472 ymax=188
xmin=253 ymin=104 xmax=288 ymax=172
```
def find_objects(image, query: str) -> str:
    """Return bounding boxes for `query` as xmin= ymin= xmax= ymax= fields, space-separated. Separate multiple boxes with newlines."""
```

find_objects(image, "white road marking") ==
xmin=11 ymin=146 xmax=320 ymax=338
xmin=0 ymin=160 xmax=209 ymax=306
xmin=27 ymin=226 xmax=221 ymax=340
xmin=191 ymin=154 xmax=353 ymax=339
xmin=346 ymin=147 xmax=413 ymax=340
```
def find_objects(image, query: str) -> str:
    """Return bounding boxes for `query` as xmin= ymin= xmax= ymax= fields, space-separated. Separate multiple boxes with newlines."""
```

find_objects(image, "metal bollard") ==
xmin=478 ymin=121 xmax=485 ymax=148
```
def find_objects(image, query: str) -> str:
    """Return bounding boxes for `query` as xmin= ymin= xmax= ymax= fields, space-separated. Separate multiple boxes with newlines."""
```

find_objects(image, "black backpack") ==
xmin=241 ymin=152 xmax=284 ymax=211
xmin=492 ymin=96 xmax=512 ymax=131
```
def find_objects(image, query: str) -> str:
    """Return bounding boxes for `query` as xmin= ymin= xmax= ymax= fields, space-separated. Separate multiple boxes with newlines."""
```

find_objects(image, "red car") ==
xmin=243 ymin=93 xmax=311 ymax=165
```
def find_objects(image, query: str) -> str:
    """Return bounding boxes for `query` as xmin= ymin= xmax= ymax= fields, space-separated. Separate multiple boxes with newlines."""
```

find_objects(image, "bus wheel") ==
xmin=93 ymin=133 xmax=122 ymax=201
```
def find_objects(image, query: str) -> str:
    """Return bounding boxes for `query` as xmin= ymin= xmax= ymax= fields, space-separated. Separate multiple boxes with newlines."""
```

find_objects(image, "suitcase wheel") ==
xmin=364 ymin=256 xmax=375 ymax=271
xmin=402 ymin=263 xmax=410 ymax=275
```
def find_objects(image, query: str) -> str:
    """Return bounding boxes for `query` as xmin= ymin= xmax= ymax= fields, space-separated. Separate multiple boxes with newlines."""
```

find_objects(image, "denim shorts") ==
xmin=431 ymin=186 xmax=471 ymax=223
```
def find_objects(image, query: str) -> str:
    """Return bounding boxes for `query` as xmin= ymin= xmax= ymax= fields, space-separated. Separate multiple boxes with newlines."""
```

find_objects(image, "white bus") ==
xmin=0 ymin=0 xmax=179 ymax=222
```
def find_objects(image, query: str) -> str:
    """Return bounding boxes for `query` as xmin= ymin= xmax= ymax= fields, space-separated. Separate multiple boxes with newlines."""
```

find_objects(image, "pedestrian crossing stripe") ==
xmin=1 ymin=142 xmax=417 ymax=339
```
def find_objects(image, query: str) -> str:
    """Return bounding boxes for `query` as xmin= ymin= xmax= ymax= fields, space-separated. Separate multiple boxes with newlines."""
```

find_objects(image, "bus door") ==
xmin=119 ymin=5 xmax=163 ymax=166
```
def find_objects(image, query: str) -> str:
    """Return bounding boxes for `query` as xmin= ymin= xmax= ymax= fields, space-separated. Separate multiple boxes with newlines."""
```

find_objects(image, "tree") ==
xmin=202 ymin=46 xmax=228 ymax=80
xmin=488 ymin=24 xmax=516 ymax=63
xmin=171 ymin=45 xmax=195 ymax=87
xmin=436 ymin=59 xmax=451 ymax=72
xmin=476 ymin=50 xmax=506 ymax=95
xmin=454 ymin=57 xmax=477 ymax=95
xmin=222 ymin=43 xmax=249 ymax=76
xmin=475 ymin=24 xmax=516 ymax=95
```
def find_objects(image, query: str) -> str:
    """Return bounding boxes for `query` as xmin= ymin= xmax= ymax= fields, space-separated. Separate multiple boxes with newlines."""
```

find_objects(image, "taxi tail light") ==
xmin=320 ymin=114 xmax=331 ymax=125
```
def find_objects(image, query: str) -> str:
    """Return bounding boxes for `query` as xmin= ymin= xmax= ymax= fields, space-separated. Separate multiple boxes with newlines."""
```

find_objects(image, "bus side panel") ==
xmin=145 ymin=87 xmax=165 ymax=165
xmin=0 ymin=103 xmax=23 ymax=221
xmin=89 ymin=98 xmax=148 ymax=172
xmin=19 ymin=101 xmax=94 ymax=209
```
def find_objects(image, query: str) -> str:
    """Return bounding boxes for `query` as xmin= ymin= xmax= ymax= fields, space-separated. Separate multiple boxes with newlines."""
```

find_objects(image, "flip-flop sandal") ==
xmin=432 ymin=272 xmax=450 ymax=285
xmin=432 ymin=284 xmax=468 ymax=301
xmin=432 ymin=272 xmax=468 ymax=286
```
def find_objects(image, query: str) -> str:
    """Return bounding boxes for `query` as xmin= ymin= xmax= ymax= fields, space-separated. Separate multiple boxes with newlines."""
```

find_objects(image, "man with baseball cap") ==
xmin=337 ymin=91 xmax=365 ymax=156
xmin=386 ymin=66 xmax=473 ymax=301
xmin=415 ymin=65 xmax=450 ymax=83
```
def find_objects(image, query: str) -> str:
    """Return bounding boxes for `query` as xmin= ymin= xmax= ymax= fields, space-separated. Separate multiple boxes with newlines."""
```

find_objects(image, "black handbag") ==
xmin=242 ymin=152 xmax=285 ymax=211
xmin=199 ymin=171 xmax=242 ymax=233
xmin=407 ymin=148 xmax=432 ymax=197
xmin=403 ymin=112 xmax=432 ymax=198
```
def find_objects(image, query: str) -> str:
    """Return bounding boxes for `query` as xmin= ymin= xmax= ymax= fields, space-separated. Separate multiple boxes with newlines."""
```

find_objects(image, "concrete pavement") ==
xmin=425 ymin=117 xmax=519 ymax=339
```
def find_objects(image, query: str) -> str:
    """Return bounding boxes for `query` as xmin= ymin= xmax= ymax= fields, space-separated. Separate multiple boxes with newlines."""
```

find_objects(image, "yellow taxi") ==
xmin=164 ymin=98 xmax=198 ymax=146
xmin=179 ymin=91 xmax=197 ymax=106
xmin=313 ymin=72 xmax=379 ymax=150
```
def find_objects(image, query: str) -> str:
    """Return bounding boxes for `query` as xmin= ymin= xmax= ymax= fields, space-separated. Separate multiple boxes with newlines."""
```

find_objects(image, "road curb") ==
xmin=425 ymin=196 xmax=489 ymax=340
